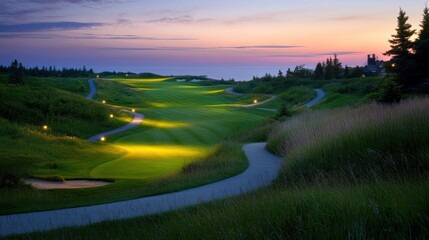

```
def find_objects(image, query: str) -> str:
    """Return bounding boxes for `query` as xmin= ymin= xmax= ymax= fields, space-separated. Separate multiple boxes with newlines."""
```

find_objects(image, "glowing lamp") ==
xmin=131 ymin=109 xmax=136 ymax=112
xmin=43 ymin=125 xmax=48 ymax=130
xmin=109 ymin=114 xmax=114 ymax=118
xmin=102 ymin=100 xmax=106 ymax=104
xmin=100 ymin=136 xmax=105 ymax=141
xmin=253 ymin=99 xmax=258 ymax=104
xmin=126 ymin=74 xmax=129 ymax=77
xmin=391 ymin=63 xmax=396 ymax=68
xmin=96 ymin=75 xmax=100 ymax=78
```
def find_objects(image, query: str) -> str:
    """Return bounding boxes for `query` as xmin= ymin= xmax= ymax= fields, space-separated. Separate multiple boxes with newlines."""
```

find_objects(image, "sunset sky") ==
xmin=0 ymin=0 xmax=425 ymax=79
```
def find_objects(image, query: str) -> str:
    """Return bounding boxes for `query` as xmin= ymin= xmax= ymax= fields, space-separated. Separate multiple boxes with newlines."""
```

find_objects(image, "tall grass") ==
xmin=268 ymin=97 xmax=429 ymax=186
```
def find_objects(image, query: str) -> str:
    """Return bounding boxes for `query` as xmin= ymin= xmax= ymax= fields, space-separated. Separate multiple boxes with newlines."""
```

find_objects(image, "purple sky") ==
xmin=0 ymin=0 xmax=426 ymax=79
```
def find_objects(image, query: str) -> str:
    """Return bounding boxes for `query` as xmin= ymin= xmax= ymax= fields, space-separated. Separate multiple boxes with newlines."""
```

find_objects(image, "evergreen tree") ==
xmin=384 ymin=9 xmax=416 ymax=86
xmin=378 ymin=78 xmax=403 ymax=103
xmin=333 ymin=54 xmax=342 ymax=79
xmin=9 ymin=60 xmax=24 ymax=85
xmin=344 ymin=65 xmax=349 ymax=79
xmin=278 ymin=70 xmax=283 ymax=78
xmin=286 ymin=68 xmax=293 ymax=78
xmin=324 ymin=57 xmax=334 ymax=80
xmin=350 ymin=66 xmax=363 ymax=78
xmin=276 ymin=103 xmax=290 ymax=118
xmin=314 ymin=62 xmax=324 ymax=80
xmin=414 ymin=6 xmax=429 ymax=81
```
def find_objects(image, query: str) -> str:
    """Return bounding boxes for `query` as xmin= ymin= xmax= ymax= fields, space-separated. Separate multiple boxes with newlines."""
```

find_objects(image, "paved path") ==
xmin=85 ymin=79 xmax=144 ymax=142
xmin=305 ymin=88 xmax=325 ymax=107
xmin=0 ymin=143 xmax=281 ymax=236
xmin=225 ymin=87 xmax=243 ymax=95
xmin=85 ymin=79 xmax=97 ymax=100
xmin=86 ymin=110 xmax=144 ymax=142
xmin=225 ymin=87 xmax=277 ymax=107
xmin=226 ymin=87 xmax=325 ymax=109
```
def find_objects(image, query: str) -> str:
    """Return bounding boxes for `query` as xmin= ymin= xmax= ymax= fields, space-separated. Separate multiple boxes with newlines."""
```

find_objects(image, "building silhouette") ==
xmin=363 ymin=54 xmax=384 ymax=76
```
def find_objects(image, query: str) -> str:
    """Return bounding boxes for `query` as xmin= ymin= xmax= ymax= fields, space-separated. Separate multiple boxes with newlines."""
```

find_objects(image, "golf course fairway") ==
xmin=89 ymin=78 xmax=268 ymax=179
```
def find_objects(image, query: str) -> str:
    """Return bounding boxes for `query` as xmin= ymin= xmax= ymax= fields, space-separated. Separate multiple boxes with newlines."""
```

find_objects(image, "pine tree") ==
xmin=344 ymin=65 xmax=349 ymax=79
xmin=414 ymin=6 xmax=429 ymax=81
xmin=314 ymin=62 xmax=324 ymax=80
xmin=324 ymin=57 xmax=334 ymax=80
xmin=286 ymin=68 xmax=293 ymax=78
xmin=9 ymin=60 xmax=24 ymax=85
xmin=333 ymin=54 xmax=342 ymax=79
xmin=278 ymin=70 xmax=283 ymax=78
xmin=384 ymin=8 xmax=416 ymax=86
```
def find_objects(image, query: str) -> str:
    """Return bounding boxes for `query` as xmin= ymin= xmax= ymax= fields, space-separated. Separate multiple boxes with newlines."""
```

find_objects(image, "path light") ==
xmin=253 ymin=99 xmax=258 ymax=104
xmin=43 ymin=125 xmax=48 ymax=130
xmin=131 ymin=109 xmax=135 ymax=112
xmin=110 ymin=114 xmax=114 ymax=118
xmin=102 ymin=100 xmax=106 ymax=104
xmin=100 ymin=136 xmax=106 ymax=142
xmin=96 ymin=75 xmax=100 ymax=78
xmin=126 ymin=74 xmax=128 ymax=77
xmin=392 ymin=63 xmax=396 ymax=68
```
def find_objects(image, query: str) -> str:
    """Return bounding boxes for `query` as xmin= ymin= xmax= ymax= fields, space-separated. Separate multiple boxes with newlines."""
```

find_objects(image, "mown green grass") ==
xmin=90 ymin=79 xmax=268 ymax=179
xmin=20 ymin=96 xmax=429 ymax=239
xmin=0 ymin=77 xmax=270 ymax=214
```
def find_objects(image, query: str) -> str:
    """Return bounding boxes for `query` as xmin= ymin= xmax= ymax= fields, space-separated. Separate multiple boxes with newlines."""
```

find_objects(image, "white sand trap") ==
xmin=24 ymin=178 xmax=111 ymax=190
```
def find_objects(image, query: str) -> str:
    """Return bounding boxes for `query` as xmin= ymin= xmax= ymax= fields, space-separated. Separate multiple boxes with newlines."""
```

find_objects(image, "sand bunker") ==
xmin=24 ymin=178 xmax=111 ymax=190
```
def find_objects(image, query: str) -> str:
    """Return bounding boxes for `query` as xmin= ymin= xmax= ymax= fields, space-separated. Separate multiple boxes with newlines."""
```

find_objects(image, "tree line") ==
xmin=1 ymin=60 xmax=95 ymax=85
xmin=384 ymin=6 xmax=429 ymax=89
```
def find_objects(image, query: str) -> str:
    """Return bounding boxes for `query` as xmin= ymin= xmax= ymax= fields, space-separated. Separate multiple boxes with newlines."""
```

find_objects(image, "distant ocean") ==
xmin=113 ymin=65 xmax=296 ymax=81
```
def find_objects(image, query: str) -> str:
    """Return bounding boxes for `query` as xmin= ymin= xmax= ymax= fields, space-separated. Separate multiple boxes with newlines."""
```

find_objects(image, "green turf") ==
xmin=89 ymin=79 xmax=268 ymax=178
xmin=0 ymin=77 xmax=271 ymax=214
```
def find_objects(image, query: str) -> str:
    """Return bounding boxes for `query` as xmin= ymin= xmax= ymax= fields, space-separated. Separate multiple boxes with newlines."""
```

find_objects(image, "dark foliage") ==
xmin=384 ymin=9 xmax=416 ymax=86
xmin=0 ymin=60 xmax=95 ymax=78
xmin=377 ymin=78 xmax=403 ymax=103
xmin=414 ymin=6 xmax=429 ymax=82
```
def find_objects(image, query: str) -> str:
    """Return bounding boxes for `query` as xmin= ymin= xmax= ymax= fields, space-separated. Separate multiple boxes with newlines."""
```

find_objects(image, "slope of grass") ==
xmin=0 ymin=78 xmax=270 ymax=214
xmin=0 ymin=83 xmax=130 ymax=138
xmin=267 ymin=97 xmax=429 ymax=186
xmin=21 ymin=97 xmax=429 ymax=239
xmin=0 ymin=74 xmax=90 ymax=96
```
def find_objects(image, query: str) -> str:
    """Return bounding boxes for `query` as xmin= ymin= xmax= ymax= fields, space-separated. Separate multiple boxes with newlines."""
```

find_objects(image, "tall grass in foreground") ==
xmin=267 ymin=97 xmax=429 ymax=186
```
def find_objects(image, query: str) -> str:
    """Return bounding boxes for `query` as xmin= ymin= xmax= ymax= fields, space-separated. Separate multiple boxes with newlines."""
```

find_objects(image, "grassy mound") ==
xmin=0 ymin=83 xmax=131 ymax=138
xmin=267 ymin=97 xmax=429 ymax=186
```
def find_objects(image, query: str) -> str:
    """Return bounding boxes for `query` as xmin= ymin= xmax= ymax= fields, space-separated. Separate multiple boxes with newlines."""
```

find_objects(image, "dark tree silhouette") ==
xmin=276 ymin=103 xmax=290 ymax=118
xmin=349 ymin=66 xmax=363 ymax=78
xmin=384 ymin=9 xmax=416 ymax=86
xmin=324 ymin=57 xmax=334 ymax=80
xmin=414 ymin=6 xmax=429 ymax=81
xmin=378 ymin=78 xmax=403 ymax=103
xmin=313 ymin=62 xmax=324 ymax=80
xmin=333 ymin=54 xmax=342 ymax=79
xmin=286 ymin=68 xmax=293 ymax=78
xmin=344 ymin=65 xmax=349 ymax=79
xmin=9 ymin=60 xmax=24 ymax=85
